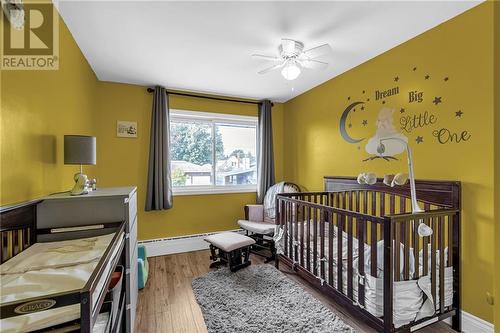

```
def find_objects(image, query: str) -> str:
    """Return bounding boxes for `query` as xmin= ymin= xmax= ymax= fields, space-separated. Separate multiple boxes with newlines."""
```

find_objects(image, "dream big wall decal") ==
xmin=338 ymin=65 xmax=471 ymax=161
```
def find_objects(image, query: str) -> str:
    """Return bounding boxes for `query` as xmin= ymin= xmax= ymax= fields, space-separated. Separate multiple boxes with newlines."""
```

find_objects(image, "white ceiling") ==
xmin=55 ymin=1 xmax=482 ymax=103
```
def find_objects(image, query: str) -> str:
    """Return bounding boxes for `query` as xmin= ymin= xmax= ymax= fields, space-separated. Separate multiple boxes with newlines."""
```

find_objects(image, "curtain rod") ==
xmin=146 ymin=88 xmax=273 ymax=107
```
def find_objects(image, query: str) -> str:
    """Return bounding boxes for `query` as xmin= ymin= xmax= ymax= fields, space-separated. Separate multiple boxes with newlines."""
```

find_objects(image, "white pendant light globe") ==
xmin=281 ymin=61 xmax=301 ymax=80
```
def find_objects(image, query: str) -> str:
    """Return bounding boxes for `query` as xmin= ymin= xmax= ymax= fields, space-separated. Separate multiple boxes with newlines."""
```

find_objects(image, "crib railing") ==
xmin=276 ymin=191 xmax=460 ymax=333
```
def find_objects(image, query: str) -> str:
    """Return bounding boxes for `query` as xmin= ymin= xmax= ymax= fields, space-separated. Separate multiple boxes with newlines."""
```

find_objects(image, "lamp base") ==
xmin=70 ymin=172 xmax=89 ymax=196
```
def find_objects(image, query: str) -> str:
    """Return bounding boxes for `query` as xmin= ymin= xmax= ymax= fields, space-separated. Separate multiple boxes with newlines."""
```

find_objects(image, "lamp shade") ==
xmin=64 ymin=135 xmax=96 ymax=165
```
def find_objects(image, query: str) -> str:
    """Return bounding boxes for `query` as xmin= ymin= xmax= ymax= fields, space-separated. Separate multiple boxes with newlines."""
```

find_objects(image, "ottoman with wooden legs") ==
xmin=204 ymin=232 xmax=256 ymax=272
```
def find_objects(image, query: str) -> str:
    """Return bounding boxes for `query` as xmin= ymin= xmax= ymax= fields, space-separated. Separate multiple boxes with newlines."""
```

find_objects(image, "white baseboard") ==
xmin=138 ymin=229 xmax=245 ymax=257
xmin=459 ymin=311 xmax=495 ymax=333
xmin=443 ymin=311 xmax=494 ymax=333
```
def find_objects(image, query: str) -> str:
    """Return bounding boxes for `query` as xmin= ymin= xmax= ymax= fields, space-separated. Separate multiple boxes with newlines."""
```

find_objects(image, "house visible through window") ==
xmin=170 ymin=110 xmax=257 ymax=194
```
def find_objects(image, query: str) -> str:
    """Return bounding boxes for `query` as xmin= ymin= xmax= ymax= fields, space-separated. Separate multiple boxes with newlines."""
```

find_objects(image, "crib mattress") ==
xmin=281 ymin=226 xmax=453 ymax=328
xmin=0 ymin=232 xmax=124 ymax=333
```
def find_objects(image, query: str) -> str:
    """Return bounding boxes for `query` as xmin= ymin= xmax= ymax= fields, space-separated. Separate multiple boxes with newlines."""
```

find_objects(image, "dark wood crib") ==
xmin=275 ymin=176 xmax=460 ymax=333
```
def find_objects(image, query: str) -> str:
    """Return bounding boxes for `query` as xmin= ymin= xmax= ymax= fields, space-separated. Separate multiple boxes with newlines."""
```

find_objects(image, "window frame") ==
xmin=169 ymin=109 xmax=258 ymax=196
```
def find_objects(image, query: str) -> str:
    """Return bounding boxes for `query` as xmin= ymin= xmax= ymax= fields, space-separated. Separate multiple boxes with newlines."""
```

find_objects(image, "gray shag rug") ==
xmin=192 ymin=265 xmax=354 ymax=333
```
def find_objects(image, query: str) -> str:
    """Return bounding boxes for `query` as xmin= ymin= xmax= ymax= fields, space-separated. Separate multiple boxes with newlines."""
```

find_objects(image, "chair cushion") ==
xmin=238 ymin=220 xmax=275 ymax=235
xmin=204 ymin=232 xmax=255 ymax=252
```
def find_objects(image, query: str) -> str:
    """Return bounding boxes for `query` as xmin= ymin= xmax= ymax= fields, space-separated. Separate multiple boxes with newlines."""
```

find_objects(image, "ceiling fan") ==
xmin=252 ymin=39 xmax=332 ymax=81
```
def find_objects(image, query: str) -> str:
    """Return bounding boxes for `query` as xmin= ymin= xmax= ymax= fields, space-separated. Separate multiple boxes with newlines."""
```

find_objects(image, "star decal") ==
xmin=382 ymin=100 xmax=386 ymax=104
xmin=348 ymin=123 xmax=352 ymax=128
xmin=455 ymin=110 xmax=463 ymax=118
xmin=347 ymin=96 xmax=351 ymax=100
xmin=413 ymin=67 xmax=417 ymax=71
xmin=367 ymin=98 xmax=370 ymax=102
xmin=433 ymin=96 xmax=442 ymax=105
xmin=444 ymin=77 xmax=449 ymax=81
xmin=400 ymin=108 xmax=405 ymax=113
xmin=361 ymin=106 xmax=365 ymax=111
xmin=362 ymin=120 xmax=368 ymax=126
xmin=352 ymin=108 xmax=356 ymax=113
xmin=416 ymin=136 xmax=424 ymax=144
xmin=394 ymin=76 xmax=399 ymax=82
xmin=362 ymin=90 xmax=366 ymax=94
xmin=425 ymin=74 xmax=430 ymax=80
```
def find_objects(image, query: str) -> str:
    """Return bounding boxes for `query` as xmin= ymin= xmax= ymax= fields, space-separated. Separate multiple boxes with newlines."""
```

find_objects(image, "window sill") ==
xmin=172 ymin=186 xmax=257 ymax=196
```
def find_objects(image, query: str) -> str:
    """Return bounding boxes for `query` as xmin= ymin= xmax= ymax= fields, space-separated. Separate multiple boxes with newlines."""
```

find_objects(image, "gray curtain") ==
xmin=145 ymin=86 xmax=173 ymax=211
xmin=257 ymin=100 xmax=275 ymax=204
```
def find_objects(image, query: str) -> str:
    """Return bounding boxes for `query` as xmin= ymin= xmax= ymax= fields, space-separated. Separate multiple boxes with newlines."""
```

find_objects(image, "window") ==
xmin=170 ymin=110 xmax=257 ymax=195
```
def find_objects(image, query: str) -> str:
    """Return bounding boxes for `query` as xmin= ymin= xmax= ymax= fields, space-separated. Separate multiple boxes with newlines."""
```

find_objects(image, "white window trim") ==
xmin=170 ymin=109 xmax=258 ymax=196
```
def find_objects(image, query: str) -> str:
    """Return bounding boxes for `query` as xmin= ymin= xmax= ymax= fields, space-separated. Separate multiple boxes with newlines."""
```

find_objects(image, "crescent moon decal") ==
xmin=340 ymin=101 xmax=365 ymax=144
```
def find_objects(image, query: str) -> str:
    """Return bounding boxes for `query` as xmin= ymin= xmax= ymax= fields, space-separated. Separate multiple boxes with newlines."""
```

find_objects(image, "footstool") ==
xmin=204 ymin=232 xmax=256 ymax=272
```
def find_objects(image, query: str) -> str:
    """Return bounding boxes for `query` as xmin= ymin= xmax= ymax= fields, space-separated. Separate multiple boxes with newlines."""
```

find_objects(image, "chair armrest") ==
xmin=244 ymin=204 xmax=264 ymax=222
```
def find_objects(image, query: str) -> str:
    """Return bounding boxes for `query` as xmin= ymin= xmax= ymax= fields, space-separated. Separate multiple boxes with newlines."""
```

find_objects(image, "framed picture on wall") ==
xmin=117 ymin=121 xmax=138 ymax=138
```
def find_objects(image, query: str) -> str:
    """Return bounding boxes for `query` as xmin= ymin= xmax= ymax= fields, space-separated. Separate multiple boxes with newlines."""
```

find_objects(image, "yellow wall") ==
xmin=93 ymin=82 xmax=285 ymax=240
xmin=283 ymin=3 xmax=495 ymax=323
xmin=494 ymin=1 xmax=500 ymax=330
xmin=0 ymin=9 xmax=98 ymax=205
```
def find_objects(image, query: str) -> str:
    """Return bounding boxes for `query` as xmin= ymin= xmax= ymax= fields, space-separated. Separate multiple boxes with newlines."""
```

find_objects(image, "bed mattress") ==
xmin=0 ymin=232 xmax=123 ymax=333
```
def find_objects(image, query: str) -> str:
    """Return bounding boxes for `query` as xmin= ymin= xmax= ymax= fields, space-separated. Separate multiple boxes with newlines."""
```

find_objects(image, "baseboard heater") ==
xmin=138 ymin=229 xmax=245 ymax=257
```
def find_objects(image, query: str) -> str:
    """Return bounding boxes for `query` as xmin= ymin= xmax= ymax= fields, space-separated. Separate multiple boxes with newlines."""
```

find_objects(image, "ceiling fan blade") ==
xmin=300 ymin=59 xmax=328 ymax=70
xmin=302 ymin=43 xmax=332 ymax=59
xmin=252 ymin=54 xmax=281 ymax=62
xmin=258 ymin=63 xmax=284 ymax=74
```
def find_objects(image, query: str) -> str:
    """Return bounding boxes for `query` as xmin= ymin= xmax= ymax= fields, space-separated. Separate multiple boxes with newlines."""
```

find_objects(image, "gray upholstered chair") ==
xmin=237 ymin=182 xmax=300 ymax=262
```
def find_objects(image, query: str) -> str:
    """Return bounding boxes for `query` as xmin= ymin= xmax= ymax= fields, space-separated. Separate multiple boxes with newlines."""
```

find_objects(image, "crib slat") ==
xmin=328 ymin=211 xmax=334 ymax=286
xmin=320 ymin=209 xmax=326 ymax=279
xmin=294 ymin=202 xmax=299 ymax=262
xmin=306 ymin=205 xmax=311 ymax=272
xmin=313 ymin=206 xmax=318 ymax=276
xmin=394 ymin=222 xmax=400 ymax=281
xmin=356 ymin=191 xmax=360 ymax=213
xmin=389 ymin=194 xmax=395 ymax=215
xmin=358 ymin=218 xmax=365 ymax=306
xmin=284 ymin=201 xmax=288 ymax=257
xmin=370 ymin=221 xmax=377 ymax=277
xmin=401 ymin=198 xmax=410 ymax=280
xmin=380 ymin=193 xmax=385 ymax=216
xmin=300 ymin=204 xmax=305 ymax=267
xmin=423 ymin=220 xmax=429 ymax=276
xmin=347 ymin=213 xmax=354 ymax=299
xmin=448 ymin=217 xmax=453 ymax=267
xmin=289 ymin=202 xmax=294 ymax=261
xmin=337 ymin=212 xmax=344 ymax=292
xmin=413 ymin=219 xmax=420 ymax=278
xmin=431 ymin=217 xmax=437 ymax=308
xmin=371 ymin=193 xmax=378 ymax=277
xmin=439 ymin=216 xmax=445 ymax=313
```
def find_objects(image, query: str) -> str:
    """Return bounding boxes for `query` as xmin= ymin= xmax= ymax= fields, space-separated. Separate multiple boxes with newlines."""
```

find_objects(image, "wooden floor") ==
xmin=135 ymin=250 xmax=455 ymax=333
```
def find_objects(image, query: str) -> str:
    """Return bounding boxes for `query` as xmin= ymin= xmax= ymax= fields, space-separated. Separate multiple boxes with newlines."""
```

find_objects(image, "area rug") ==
xmin=192 ymin=265 xmax=354 ymax=333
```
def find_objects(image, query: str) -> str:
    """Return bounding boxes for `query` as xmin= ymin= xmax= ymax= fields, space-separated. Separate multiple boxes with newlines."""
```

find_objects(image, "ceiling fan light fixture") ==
xmin=281 ymin=61 xmax=301 ymax=80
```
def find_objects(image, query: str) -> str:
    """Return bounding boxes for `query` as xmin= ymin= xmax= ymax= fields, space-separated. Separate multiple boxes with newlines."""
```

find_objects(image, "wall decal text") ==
xmin=400 ymin=111 xmax=437 ymax=133
xmin=432 ymin=128 xmax=471 ymax=144
xmin=375 ymin=86 xmax=399 ymax=100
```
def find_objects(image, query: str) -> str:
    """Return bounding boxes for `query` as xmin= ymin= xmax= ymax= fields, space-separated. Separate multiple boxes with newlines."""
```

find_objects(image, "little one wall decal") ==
xmin=337 ymin=65 xmax=471 ymax=158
